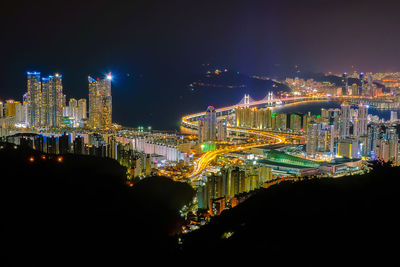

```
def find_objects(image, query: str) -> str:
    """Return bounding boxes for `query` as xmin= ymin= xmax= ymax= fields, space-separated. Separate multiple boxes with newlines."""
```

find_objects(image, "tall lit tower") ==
xmin=359 ymin=72 xmax=365 ymax=96
xmin=41 ymin=73 xmax=63 ymax=127
xmin=205 ymin=106 xmax=217 ymax=141
xmin=342 ymin=72 xmax=348 ymax=95
xmin=357 ymin=104 xmax=368 ymax=136
xmin=339 ymin=102 xmax=351 ymax=138
xmin=306 ymin=123 xmax=318 ymax=158
xmin=69 ymin=98 xmax=78 ymax=117
xmin=27 ymin=72 xmax=42 ymax=127
xmin=77 ymin=99 xmax=87 ymax=121
xmin=69 ymin=98 xmax=78 ymax=126
xmin=41 ymin=77 xmax=51 ymax=126
xmin=217 ymin=119 xmax=228 ymax=141
xmin=88 ymin=73 xmax=112 ymax=129
xmin=367 ymin=74 xmax=373 ymax=97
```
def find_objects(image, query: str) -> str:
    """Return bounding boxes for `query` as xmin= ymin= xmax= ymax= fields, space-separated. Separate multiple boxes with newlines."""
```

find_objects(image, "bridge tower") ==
xmin=244 ymin=94 xmax=250 ymax=106
xmin=268 ymin=91 xmax=274 ymax=101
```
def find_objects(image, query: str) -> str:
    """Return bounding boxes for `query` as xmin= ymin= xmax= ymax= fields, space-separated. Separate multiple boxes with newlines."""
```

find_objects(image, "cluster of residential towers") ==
xmin=0 ymin=72 xmax=113 ymax=130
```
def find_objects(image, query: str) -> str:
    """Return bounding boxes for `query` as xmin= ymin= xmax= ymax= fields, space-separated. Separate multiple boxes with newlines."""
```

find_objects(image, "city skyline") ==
xmin=3 ymin=0 xmax=400 ymax=129
xmin=3 ymin=0 xmax=400 ymax=263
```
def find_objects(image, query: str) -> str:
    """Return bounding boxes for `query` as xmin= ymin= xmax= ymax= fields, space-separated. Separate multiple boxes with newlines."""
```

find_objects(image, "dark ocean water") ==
xmin=111 ymin=72 xmax=395 ymax=131
xmin=113 ymin=74 xmax=280 ymax=131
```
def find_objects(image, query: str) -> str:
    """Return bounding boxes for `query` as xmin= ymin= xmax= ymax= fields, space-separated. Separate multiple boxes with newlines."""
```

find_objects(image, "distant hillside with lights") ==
xmin=291 ymin=72 xmax=387 ymax=91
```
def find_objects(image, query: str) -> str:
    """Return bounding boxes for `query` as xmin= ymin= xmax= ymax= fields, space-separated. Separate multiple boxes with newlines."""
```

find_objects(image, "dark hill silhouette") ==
xmin=181 ymin=164 xmax=400 ymax=264
xmin=0 ymin=142 xmax=194 ymax=265
xmin=3 ymin=141 xmax=399 ymax=264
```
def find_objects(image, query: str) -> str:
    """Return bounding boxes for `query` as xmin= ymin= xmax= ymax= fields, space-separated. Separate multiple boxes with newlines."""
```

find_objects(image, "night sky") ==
xmin=1 ymin=0 xmax=400 ymax=129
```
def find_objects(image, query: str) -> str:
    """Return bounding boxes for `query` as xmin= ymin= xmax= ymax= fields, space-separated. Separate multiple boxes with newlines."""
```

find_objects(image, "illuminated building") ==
xmin=271 ymin=112 xmax=277 ymax=130
xmin=390 ymin=111 xmax=398 ymax=122
xmin=339 ymin=103 xmax=351 ymax=138
xmin=360 ymin=72 xmax=365 ymax=95
xmin=15 ymin=101 xmax=23 ymax=124
xmin=302 ymin=114 xmax=311 ymax=132
xmin=321 ymin=108 xmax=329 ymax=119
xmin=27 ymin=72 xmax=42 ymax=127
xmin=366 ymin=124 xmax=382 ymax=157
xmin=200 ymin=142 xmax=216 ymax=152
xmin=198 ymin=118 xmax=205 ymax=143
xmin=235 ymin=107 xmax=273 ymax=130
xmin=356 ymin=104 xmax=368 ymax=136
xmin=203 ymin=106 xmax=217 ymax=141
xmin=317 ymin=124 xmax=335 ymax=155
xmin=342 ymin=72 xmax=348 ymax=95
xmin=69 ymin=98 xmax=78 ymax=122
xmin=145 ymin=154 xmax=151 ymax=176
xmin=276 ymin=113 xmax=287 ymax=130
xmin=264 ymin=108 xmax=272 ymax=129
xmin=372 ymin=127 xmax=399 ymax=163
xmin=77 ymin=98 xmax=87 ymax=121
xmin=289 ymin=114 xmax=302 ymax=132
xmin=217 ymin=119 xmax=228 ymax=141
xmin=263 ymin=150 xmax=321 ymax=168
xmin=258 ymin=150 xmax=320 ymax=177
xmin=235 ymin=107 xmax=242 ymax=127
xmin=386 ymin=127 xmax=398 ymax=163
xmin=88 ymin=73 xmax=112 ymax=129
xmin=306 ymin=123 xmax=318 ymax=157
xmin=41 ymin=74 xmax=64 ymax=127
xmin=4 ymin=100 xmax=16 ymax=117
xmin=197 ymin=165 xmax=264 ymax=212
xmin=351 ymin=83 xmax=359 ymax=96
xmin=337 ymin=138 xmax=358 ymax=158
xmin=367 ymin=74 xmax=373 ymax=96
xmin=41 ymin=77 xmax=50 ymax=125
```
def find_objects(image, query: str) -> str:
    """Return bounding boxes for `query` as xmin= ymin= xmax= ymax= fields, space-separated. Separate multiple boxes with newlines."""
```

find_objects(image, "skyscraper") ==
xmin=88 ymin=73 xmax=112 ymax=129
xmin=390 ymin=111 xmax=398 ymax=122
xmin=27 ymin=72 xmax=41 ymax=127
xmin=69 ymin=98 xmax=78 ymax=126
xmin=357 ymin=104 xmax=368 ymax=136
xmin=359 ymin=72 xmax=365 ymax=96
xmin=198 ymin=118 xmax=205 ymax=143
xmin=69 ymin=98 xmax=78 ymax=119
xmin=342 ymin=72 xmax=348 ymax=95
xmin=77 ymin=98 xmax=87 ymax=121
xmin=289 ymin=114 xmax=302 ymax=132
xmin=41 ymin=73 xmax=63 ymax=127
xmin=306 ymin=123 xmax=318 ymax=158
xmin=339 ymin=103 xmax=351 ymax=138
xmin=0 ymin=101 xmax=3 ymax=118
xmin=41 ymin=77 xmax=51 ymax=126
xmin=217 ymin=119 xmax=228 ymax=141
xmin=205 ymin=106 xmax=217 ymax=141
xmin=367 ymin=74 xmax=373 ymax=96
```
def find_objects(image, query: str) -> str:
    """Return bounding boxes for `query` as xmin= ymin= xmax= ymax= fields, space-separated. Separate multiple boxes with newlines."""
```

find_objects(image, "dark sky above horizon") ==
xmin=1 ymin=0 xmax=400 ymax=128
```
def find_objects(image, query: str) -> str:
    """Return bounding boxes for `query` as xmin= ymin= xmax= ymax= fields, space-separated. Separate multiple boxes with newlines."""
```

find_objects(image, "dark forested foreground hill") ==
xmin=2 ymin=141 xmax=400 ymax=265
xmin=181 ymin=165 xmax=400 ymax=264
xmin=0 ymin=142 xmax=194 ymax=265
